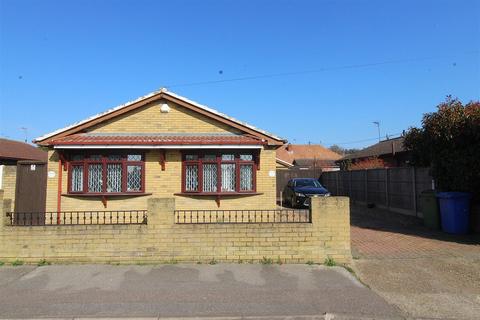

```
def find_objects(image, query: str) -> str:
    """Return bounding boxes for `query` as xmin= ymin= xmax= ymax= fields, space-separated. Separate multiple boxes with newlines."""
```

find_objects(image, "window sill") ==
xmin=174 ymin=192 xmax=262 ymax=196
xmin=62 ymin=193 xmax=152 ymax=197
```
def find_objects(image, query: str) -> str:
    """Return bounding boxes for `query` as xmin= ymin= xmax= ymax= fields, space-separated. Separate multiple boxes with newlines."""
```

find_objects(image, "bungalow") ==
xmin=337 ymin=136 xmax=411 ymax=170
xmin=33 ymin=88 xmax=286 ymax=211
xmin=276 ymin=144 xmax=341 ymax=171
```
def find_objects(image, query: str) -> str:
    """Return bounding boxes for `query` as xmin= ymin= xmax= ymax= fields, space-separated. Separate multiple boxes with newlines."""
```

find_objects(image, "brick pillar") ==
xmin=0 ymin=190 xmax=11 ymax=231
xmin=147 ymin=197 xmax=175 ymax=227
xmin=311 ymin=196 xmax=351 ymax=264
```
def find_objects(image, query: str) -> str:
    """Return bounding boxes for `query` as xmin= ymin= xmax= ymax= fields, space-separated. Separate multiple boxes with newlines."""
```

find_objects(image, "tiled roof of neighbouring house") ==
xmin=0 ymin=138 xmax=48 ymax=162
xmin=50 ymin=133 xmax=265 ymax=146
xmin=276 ymin=144 xmax=342 ymax=165
xmin=340 ymin=137 xmax=406 ymax=161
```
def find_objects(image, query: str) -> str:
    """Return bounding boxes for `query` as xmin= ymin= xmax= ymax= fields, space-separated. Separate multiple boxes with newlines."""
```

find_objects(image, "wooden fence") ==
xmin=320 ymin=167 xmax=433 ymax=217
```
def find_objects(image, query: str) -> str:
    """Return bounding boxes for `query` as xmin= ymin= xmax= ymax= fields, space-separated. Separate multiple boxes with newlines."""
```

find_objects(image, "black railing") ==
xmin=174 ymin=209 xmax=310 ymax=224
xmin=6 ymin=210 xmax=147 ymax=226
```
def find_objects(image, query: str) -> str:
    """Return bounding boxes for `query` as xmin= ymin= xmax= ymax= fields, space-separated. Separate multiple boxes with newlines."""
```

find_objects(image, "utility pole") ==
xmin=373 ymin=121 xmax=381 ymax=142
xmin=20 ymin=127 xmax=28 ymax=143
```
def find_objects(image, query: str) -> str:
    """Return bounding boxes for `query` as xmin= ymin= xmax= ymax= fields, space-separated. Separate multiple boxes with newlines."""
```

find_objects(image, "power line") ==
xmin=164 ymin=51 xmax=479 ymax=88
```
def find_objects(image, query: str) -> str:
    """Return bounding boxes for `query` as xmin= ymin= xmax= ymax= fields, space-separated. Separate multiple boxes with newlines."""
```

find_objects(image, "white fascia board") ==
xmin=54 ymin=145 xmax=263 ymax=149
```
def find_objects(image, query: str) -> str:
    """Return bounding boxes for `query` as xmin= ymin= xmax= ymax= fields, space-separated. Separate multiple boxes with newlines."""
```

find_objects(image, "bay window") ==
xmin=68 ymin=153 xmax=145 ymax=194
xmin=182 ymin=152 xmax=257 ymax=194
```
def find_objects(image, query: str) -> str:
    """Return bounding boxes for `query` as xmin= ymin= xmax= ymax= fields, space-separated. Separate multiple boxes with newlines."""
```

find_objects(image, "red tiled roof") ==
xmin=340 ymin=137 xmax=406 ymax=161
xmin=0 ymin=138 xmax=48 ymax=162
xmin=276 ymin=144 xmax=342 ymax=165
xmin=49 ymin=134 xmax=265 ymax=146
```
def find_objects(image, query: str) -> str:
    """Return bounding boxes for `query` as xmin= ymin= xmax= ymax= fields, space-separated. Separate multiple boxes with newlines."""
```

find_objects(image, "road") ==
xmin=0 ymin=264 xmax=402 ymax=319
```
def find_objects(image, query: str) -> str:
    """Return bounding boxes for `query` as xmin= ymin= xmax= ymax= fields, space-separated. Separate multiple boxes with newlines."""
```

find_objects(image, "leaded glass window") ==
xmin=240 ymin=165 xmax=253 ymax=191
xmin=221 ymin=164 xmax=236 ymax=192
xmin=203 ymin=164 xmax=217 ymax=192
xmin=88 ymin=164 xmax=103 ymax=192
xmin=185 ymin=165 xmax=199 ymax=191
xmin=107 ymin=164 xmax=122 ymax=192
xmin=182 ymin=152 xmax=256 ymax=194
xmin=127 ymin=154 xmax=142 ymax=161
xmin=222 ymin=154 xmax=235 ymax=161
xmin=71 ymin=165 xmax=83 ymax=192
xmin=127 ymin=165 xmax=142 ymax=191
xmin=240 ymin=154 xmax=253 ymax=161
xmin=69 ymin=153 xmax=145 ymax=194
xmin=185 ymin=154 xmax=198 ymax=161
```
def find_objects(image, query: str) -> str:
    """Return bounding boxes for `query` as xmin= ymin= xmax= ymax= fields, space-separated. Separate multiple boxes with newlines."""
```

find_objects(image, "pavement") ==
xmin=350 ymin=204 xmax=480 ymax=320
xmin=0 ymin=264 xmax=402 ymax=319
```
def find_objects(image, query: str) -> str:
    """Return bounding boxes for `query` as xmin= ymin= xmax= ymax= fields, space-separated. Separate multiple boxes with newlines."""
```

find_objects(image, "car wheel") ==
xmin=290 ymin=195 xmax=296 ymax=208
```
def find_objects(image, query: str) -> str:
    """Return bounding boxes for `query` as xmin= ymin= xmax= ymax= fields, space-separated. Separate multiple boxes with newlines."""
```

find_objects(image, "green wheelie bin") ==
xmin=420 ymin=190 xmax=440 ymax=230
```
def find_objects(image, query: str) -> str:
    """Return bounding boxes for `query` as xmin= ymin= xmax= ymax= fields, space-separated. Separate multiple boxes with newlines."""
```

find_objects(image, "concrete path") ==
xmin=351 ymin=204 xmax=480 ymax=320
xmin=0 ymin=264 xmax=402 ymax=319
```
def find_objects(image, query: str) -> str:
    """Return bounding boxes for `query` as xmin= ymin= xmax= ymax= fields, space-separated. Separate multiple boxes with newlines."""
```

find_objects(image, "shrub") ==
xmin=37 ymin=259 xmax=51 ymax=266
xmin=404 ymin=96 xmax=480 ymax=196
xmin=261 ymin=257 xmax=273 ymax=264
xmin=324 ymin=257 xmax=336 ymax=267
xmin=11 ymin=260 xmax=24 ymax=266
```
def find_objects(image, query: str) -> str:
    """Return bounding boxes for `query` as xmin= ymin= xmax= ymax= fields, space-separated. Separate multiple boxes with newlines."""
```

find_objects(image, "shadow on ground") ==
xmin=351 ymin=202 xmax=480 ymax=245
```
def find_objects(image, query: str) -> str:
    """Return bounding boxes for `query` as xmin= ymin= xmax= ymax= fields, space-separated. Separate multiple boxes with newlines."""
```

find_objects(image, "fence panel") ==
xmin=321 ymin=167 xmax=432 ymax=216
xmin=367 ymin=169 xmax=387 ymax=206
xmin=338 ymin=171 xmax=350 ymax=196
xmin=350 ymin=170 xmax=366 ymax=202
xmin=388 ymin=167 xmax=415 ymax=211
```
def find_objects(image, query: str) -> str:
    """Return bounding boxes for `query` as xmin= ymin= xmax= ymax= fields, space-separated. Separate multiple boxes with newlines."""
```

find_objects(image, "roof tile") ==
xmin=49 ymin=134 xmax=265 ymax=146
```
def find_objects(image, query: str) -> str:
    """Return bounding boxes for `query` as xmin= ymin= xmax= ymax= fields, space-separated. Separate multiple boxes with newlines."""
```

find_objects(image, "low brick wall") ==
xmin=0 ymin=190 xmax=351 ymax=264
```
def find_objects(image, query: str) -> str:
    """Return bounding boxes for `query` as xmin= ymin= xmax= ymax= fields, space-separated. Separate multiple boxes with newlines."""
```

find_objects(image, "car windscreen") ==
xmin=295 ymin=180 xmax=322 ymax=188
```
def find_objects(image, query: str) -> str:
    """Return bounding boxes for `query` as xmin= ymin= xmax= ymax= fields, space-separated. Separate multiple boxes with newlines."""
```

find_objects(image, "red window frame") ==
xmin=181 ymin=150 xmax=258 ymax=194
xmin=67 ymin=151 xmax=145 ymax=195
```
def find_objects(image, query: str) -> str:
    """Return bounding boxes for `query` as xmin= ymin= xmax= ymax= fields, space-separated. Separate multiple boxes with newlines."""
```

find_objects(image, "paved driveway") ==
xmin=0 ymin=264 xmax=401 ymax=319
xmin=351 ymin=204 xmax=480 ymax=320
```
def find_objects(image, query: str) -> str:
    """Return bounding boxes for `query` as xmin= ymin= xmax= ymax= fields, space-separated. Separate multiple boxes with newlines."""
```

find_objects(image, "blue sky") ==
xmin=1 ymin=0 xmax=479 ymax=148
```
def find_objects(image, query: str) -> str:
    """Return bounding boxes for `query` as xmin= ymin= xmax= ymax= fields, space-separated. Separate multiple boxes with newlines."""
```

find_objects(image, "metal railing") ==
xmin=6 ymin=210 xmax=148 ymax=226
xmin=174 ymin=209 xmax=311 ymax=224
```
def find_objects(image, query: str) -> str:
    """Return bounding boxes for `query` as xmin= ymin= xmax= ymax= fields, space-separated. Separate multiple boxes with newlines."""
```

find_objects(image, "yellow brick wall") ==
xmin=45 ymin=147 xmax=277 ymax=211
xmin=1 ymin=165 xmax=17 ymax=210
xmin=88 ymin=99 xmax=242 ymax=134
xmin=0 ymin=196 xmax=351 ymax=264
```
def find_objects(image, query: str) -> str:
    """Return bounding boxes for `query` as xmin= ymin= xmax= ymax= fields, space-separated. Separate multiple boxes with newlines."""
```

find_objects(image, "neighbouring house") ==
xmin=276 ymin=144 xmax=341 ymax=172
xmin=33 ymin=88 xmax=286 ymax=212
xmin=337 ymin=136 xmax=411 ymax=170
xmin=0 ymin=138 xmax=48 ymax=211
xmin=275 ymin=157 xmax=294 ymax=170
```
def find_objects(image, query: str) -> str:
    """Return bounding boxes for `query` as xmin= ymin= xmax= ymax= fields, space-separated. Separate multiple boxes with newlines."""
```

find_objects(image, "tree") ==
xmin=404 ymin=96 xmax=480 ymax=195
xmin=329 ymin=145 xmax=360 ymax=156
